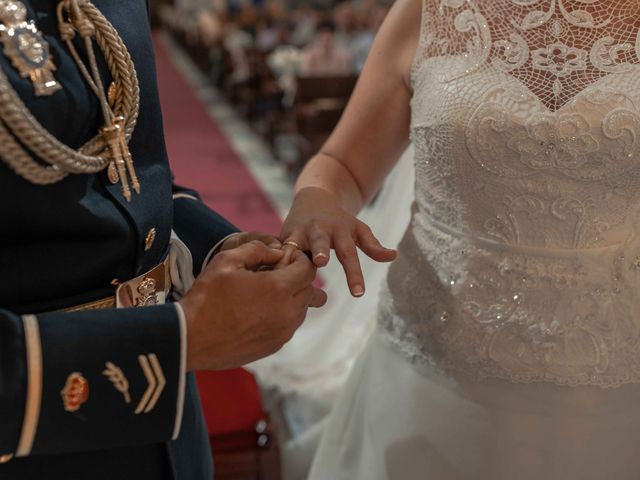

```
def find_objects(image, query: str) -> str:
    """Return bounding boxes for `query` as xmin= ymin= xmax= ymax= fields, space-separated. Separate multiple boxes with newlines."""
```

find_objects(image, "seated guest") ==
xmin=223 ymin=22 xmax=253 ymax=83
xmin=349 ymin=3 xmax=389 ymax=73
xmin=332 ymin=1 xmax=356 ymax=49
xmin=300 ymin=20 xmax=352 ymax=77
xmin=255 ymin=18 xmax=280 ymax=52
xmin=290 ymin=6 xmax=318 ymax=48
xmin=197 ymin=9 xmax=224 ymax=47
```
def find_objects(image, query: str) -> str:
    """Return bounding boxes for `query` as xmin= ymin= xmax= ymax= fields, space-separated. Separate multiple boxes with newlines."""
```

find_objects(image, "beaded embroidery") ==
xmin=380 ymin=0 xmax=640 ymax=387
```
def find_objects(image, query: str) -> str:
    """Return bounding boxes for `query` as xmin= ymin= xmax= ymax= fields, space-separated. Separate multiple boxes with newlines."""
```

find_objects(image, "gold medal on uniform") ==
xmin=0 ymin=0 xmax=61 ymax=96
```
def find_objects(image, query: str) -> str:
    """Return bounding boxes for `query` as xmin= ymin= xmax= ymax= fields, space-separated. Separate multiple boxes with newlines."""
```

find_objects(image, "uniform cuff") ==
xmin=172 ymin=193 xmax=239 ymax=277
xmin=21 ymin=304 xmax=185 ymax=455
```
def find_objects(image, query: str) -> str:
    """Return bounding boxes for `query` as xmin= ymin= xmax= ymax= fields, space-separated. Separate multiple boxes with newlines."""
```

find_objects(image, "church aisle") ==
xmin=154 ymin=33 xmax=284 ymax=235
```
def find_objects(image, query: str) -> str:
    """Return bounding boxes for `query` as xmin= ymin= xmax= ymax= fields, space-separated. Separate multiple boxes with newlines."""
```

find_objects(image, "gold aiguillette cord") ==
xmin=0 ymin=0 xmax=140 ymax=192
xmin=58 ymin=0 xmax=140 ymax=201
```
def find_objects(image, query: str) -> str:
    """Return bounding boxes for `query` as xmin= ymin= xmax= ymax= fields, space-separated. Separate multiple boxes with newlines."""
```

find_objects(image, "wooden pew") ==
xmin=291 ymin=75 xmax=358 ymax=173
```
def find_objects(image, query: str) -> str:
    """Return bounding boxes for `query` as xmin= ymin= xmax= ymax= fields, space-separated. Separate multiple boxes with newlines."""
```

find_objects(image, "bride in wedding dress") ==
xmin=280 ymin=0 xmax=640 ymax=478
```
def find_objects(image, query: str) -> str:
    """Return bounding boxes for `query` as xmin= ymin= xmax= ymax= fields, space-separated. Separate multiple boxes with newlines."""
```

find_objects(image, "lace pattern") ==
xmin=413 ymin=0 xmax=640 ymax=111
xmin=380 ymin=209 xmax=640 ymax=387
xmin=381 ymin=0 xmax=640 ymax=387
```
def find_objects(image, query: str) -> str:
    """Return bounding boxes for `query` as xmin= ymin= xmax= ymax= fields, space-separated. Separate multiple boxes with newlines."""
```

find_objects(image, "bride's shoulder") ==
xmin=372 ymin=0 xmax=423 ymax=89
xmin=381 ymin=0 xmax=422 ymax=43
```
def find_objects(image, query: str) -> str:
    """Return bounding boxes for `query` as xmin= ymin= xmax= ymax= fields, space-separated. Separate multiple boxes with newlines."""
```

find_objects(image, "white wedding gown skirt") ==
xmin=308 ymin=330 xmax=640 ymax=480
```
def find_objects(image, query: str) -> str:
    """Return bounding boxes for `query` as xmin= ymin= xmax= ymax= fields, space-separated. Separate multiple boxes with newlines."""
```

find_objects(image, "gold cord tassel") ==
xmin=102 ymin=120 xmax=133 ymax=201
xmin=116 ymin=116 xmax=140 ymax=195
xmin=61 ymin=0 xmax=141 ymax=202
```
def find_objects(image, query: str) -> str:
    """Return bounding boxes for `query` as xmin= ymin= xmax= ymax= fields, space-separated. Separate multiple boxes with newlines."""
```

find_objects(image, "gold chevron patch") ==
xmin=135 ymin=354 xmax=166 ymax=414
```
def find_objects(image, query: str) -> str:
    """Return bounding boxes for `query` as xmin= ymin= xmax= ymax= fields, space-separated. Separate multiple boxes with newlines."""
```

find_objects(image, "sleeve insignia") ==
xmin=135 ymin=354 xmax=165 ymax=414
xmin=102 ymin=362 xmax=131 ymax=404
xmin=61 ymin=372 xmax=89 ymax=412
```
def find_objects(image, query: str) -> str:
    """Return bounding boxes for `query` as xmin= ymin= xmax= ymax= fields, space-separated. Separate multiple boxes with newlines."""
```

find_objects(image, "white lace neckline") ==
xmin=414 ymin=0 xmax=640 ymax=112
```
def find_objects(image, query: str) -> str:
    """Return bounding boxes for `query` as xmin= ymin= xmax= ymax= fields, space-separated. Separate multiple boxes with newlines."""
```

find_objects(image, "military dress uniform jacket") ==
xmin=0 ymin=1 xmax=239 ymax=478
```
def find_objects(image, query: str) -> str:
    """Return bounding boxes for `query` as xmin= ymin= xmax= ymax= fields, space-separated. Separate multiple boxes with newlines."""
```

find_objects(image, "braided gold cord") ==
xmin=0 ymin=0 xmax=140 ymax=184
xmin=82 ymin=1 xmax=140 ymax=145
xmin=0 ymin=120 xmax=67 ymax=184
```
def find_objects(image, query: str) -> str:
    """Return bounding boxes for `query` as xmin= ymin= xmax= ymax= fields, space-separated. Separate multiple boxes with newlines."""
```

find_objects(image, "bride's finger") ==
xmin=356 ymin=221 xmax=397 ymax=262
xmin=278 ymin=232 xmax=306 ymax=267
xmin=307 ymin=225 xmax=331 ymax=267
xmin=334 ymin=232 xmax=365 ymax=297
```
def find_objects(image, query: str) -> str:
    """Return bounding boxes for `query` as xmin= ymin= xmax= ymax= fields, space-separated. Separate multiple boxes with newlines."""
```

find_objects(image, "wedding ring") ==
xmin=283 ymin=240 xmax=301 ymax=249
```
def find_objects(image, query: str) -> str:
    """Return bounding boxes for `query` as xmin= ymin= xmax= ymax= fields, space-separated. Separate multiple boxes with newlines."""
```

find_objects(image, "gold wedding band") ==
xmin=284 ymin=240 xmax=301 ymax=249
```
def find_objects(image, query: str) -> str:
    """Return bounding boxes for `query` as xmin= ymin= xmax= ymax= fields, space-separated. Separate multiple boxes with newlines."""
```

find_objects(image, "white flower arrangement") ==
xmin=268 ymin=45 xmax=302 ymax=76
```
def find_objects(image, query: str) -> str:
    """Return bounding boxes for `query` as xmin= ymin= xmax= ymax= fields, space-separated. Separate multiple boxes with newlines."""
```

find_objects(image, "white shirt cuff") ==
xmin=172 ymin=193 xmax=199 ymax=201
xmin=201 ymin=232 xmax=242 ymax=272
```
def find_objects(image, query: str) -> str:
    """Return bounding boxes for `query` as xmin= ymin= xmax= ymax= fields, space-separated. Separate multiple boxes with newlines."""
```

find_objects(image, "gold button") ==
xmin=144 ymin=228 xmax=156 ymax=251
xmin=0 ymin=453 xmax=13 ymax=463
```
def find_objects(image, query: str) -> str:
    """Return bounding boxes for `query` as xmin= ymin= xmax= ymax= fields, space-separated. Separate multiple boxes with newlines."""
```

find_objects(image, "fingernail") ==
xmin=353 ymin=285 xmax=364 ymax=297
xmin=314 ymin=252 xmax=328 ymax=262
xmin=269 ymin=242 xmax=282 ymax=249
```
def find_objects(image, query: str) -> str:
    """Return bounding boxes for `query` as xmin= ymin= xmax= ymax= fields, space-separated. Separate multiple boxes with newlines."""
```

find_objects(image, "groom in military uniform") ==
xmin=0 ymin=0 xmax=325 ymax=478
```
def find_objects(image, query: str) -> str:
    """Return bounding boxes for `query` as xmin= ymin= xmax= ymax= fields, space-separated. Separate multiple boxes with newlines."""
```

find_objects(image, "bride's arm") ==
xmin=281 ymin=0 xmax=422 ymax=297
xmin=296 ymin=0 xmax=421 ymax=212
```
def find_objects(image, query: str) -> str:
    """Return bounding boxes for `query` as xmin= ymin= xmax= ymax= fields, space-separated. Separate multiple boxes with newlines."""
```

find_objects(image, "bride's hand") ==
xmin=280 ymin=187 xmax=397 ymax=297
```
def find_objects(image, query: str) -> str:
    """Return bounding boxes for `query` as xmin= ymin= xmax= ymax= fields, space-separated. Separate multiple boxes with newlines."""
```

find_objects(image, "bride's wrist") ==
xmin=293 ymin=185 xmax=360 ymax=214
xmin=293 ymin=185 xmax=336 ymax=200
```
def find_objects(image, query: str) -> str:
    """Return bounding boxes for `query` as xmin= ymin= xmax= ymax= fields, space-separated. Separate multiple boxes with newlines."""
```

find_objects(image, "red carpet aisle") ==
xmin=153 ymin=33 xmax=279 ymax=443
xmin=149 ymin=31 xmax=416 ymax=480
xmin=154 ymin=34 xmax=282 ymax=235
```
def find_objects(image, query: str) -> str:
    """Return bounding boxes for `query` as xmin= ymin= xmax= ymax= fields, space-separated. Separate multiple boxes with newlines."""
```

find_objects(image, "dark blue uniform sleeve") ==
xmin=172 ymin=185 xmax=240 ymax=276
xmin=0 ymin=303 xmax=186 ymax=459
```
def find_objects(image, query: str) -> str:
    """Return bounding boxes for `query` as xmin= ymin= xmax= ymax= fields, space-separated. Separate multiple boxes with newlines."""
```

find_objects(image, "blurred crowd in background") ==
xmin=153 ymin=0 xmax=390 ymax=172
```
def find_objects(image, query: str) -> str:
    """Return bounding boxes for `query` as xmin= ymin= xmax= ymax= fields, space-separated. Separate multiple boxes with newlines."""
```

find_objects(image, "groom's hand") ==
xmin=179 ymin=240 xmax=327 ymax=371
xmin=218 ymin=231 xmax=282 ymax=252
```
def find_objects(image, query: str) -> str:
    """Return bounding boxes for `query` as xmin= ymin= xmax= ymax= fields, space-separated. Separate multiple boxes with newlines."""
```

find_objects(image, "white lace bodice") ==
xmin=379 ymin=0 xmax=640 ymax=387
